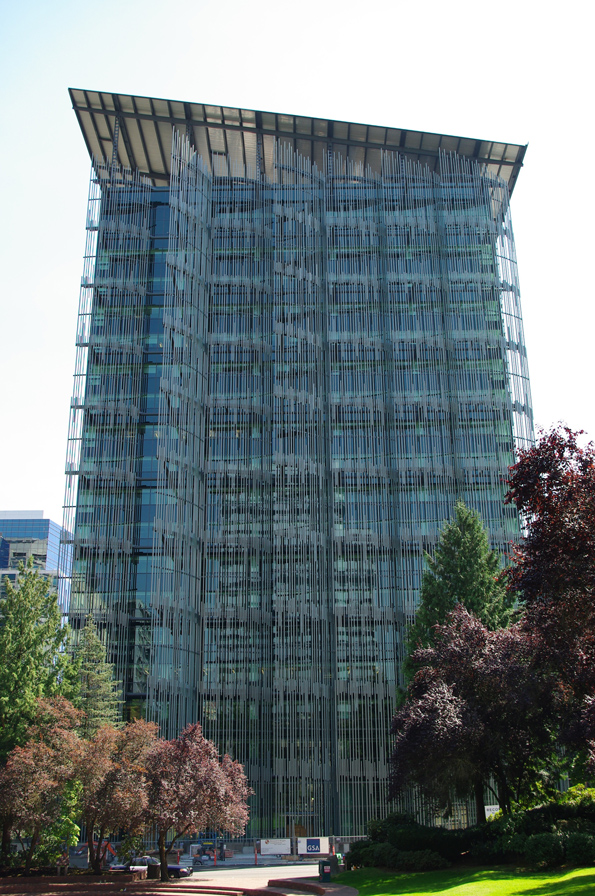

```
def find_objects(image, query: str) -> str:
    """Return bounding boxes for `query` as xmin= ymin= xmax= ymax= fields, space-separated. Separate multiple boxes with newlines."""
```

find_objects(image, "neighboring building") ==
xmin=0 ymin=511 xmax=69 ymax=605
xmin=63 ymin=90 xmax=533 ymax=836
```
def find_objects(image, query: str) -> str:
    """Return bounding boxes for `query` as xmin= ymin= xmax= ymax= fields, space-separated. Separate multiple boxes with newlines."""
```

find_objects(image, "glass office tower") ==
xmin=0 ymin=511 xmax=70 ymax=601
xmin=63 ymin=91 xmax=532 ymax=836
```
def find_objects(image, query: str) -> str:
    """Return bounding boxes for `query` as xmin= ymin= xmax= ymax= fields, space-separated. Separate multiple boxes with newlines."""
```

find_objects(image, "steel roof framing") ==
xmin=70 ymin=88 xmax=527 ymax=193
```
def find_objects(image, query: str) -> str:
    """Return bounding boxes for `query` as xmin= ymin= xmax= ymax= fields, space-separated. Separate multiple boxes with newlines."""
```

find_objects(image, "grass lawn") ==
xmin=336 ymin=865 xmax=595 ymax=896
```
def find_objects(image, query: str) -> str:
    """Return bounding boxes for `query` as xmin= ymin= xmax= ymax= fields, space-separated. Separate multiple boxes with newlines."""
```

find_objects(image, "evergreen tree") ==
xmin=0 ymin=561 xmax=78 ymax=764
xmin=405 ymin=501 xmax=512 ymax=678
xmin=0 ymin=562 xmax=79 ymax=859
xmin=77 ymin=616 xmax=123 ymax=738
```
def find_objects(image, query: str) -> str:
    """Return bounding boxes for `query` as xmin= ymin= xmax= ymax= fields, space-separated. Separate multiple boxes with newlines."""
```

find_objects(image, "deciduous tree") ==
xmin=0 ymin=699 xmax=82 ymax=874
xmin=145 ymin=723 xmax=252 ymax=881
xmin=505 ymin=426 xmax=595 ymax=604
xmin=505 ymin=427 xmax=595 ymax=768
xmin=77 ymin=719 xmax=157 ymax=873
xmin=391 ymin=608 xmax=557 ymax=822
xmin=391 ymin=429 xmax=595 ymax=823
xmin=218 ymin=754 xmax=252 ymax=834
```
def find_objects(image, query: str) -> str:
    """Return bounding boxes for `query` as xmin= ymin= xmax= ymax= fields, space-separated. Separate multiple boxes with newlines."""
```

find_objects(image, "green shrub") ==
xmin=524 ymin=832 xmax=565 ymax=869
xmin=518 ymin=804 xmax=559 ymax=835
xmin=565 ymin=832 xmax=595 ymax=866
xmin=559 ymin=817 xmax=595 ymax=835
xmin=368 ymin=813 xmax=416 ymax=842
xmin=343 ymin=840 xmax=448 ymax=872
xmin=499 ymin=831 xmax=528 ymax=857
xmin=344 ymin=840 xmax=376 ymax=869
xmin=394 ymin=849 xmax=449 ymax=871
xmin=385 ymin=822 xmax=463 ymax=861
xmin=466 ymin=796 xmax=595 ymax=867
xmin=470 ymin=805 xmax=554 ymax=864
xmin=481 ymin=806 xmax=554 ymax=840
xmin=558 ymin=786 xmax=595 ymax=822
xmin=370 ymin=842 xmax=401 ymax=867
xmin=359 ymin=788 xmax=595 ymax=870
xmin=468 ymin=829 xmax=527 ymax=865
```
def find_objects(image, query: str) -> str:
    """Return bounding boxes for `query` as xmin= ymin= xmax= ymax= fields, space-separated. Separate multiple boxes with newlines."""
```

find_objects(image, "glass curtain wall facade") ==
xmin=64 ymin=110 xmax=532 ymax=837
xmin=0 ymin=512 xmax=69 ymax=601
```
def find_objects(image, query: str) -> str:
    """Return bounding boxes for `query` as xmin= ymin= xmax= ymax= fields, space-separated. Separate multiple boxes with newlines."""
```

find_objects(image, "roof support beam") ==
xmin=69 ymin=89 xmax=526 ymax=193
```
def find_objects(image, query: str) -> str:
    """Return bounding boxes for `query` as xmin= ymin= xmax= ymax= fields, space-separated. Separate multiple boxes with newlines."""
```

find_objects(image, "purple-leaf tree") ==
xmin=145 ymin=723 xmax=252 ymax=882
xmin=390 ymin=608 xmax=557 ymax=820
xmin=505 ymin=426 xmax=595 ymax=767
xmin=505 ymin=426 xmax=595 ymax=604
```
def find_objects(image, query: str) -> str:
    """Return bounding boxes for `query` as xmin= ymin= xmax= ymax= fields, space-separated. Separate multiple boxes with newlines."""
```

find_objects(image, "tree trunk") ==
xmin=96 ymin=826 xmax=106 ymax=873
xmin=99 ymin=835 xmax=110 ymax=870
xmin=1 ymin=817 xmax=12 ymax=864
xmin=474 ymin=778 xmax=486 ymax=825
xmin=165 ymin=825 xmax=189 ymax=861
xmin=158 ymin=830 xmax=169 ymax=882
xmin=87 ymin=826 xmax=97 ymax=874
xmin=24 ymin=829 xmax=39 ymax=875
xmin=496 ymin=777 xmax=511 ymax=815
xmin=88 ymin=822 xmax=104 ymax=874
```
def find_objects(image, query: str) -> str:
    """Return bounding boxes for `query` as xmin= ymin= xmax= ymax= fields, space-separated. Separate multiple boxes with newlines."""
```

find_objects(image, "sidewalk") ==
xmin=174 ymin=864 xmax=358 ymax=896
xmin=186 ymin=863 xmax=321 ymax=888
xmin=0 ymin=864 xmax=358 ymax=896
xmin=186 ymin=856 xmax=320 ymax=868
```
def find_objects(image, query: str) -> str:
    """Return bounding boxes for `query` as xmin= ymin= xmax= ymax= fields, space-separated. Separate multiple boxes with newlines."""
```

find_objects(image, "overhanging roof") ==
xmin=70 ymin=88 xmax=526 ymax=194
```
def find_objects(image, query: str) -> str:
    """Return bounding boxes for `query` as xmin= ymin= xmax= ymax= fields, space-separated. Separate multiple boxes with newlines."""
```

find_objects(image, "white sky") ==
xmin=0 ymin=0 xmax=593 ymax=526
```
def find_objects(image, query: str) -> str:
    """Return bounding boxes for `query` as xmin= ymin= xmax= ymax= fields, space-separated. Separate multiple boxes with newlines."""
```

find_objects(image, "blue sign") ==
xmin=306 ymin=839 xmax=321 ymax=853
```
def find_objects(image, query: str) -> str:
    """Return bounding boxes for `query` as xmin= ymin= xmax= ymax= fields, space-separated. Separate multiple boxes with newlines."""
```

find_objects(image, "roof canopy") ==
xmin=70 ymin=88 xmax=526 ymax=193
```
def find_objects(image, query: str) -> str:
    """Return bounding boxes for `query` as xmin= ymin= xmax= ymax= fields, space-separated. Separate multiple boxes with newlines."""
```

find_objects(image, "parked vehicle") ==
xmin=110 ymin=855 xmax=192 ymax=878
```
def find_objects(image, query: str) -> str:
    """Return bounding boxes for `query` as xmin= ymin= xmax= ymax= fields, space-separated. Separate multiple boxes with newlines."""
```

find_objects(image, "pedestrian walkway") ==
xmin=187 ymin=863 xmax=320 ymax=887
xmin=0 ymin=863 xmax=358 ymax=896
